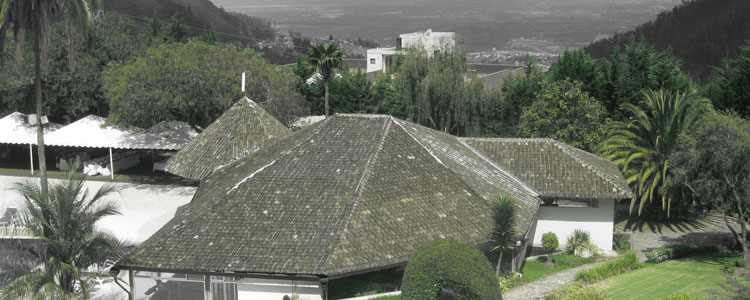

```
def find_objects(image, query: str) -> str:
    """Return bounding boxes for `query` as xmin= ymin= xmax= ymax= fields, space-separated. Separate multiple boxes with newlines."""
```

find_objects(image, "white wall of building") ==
xmin=366 ymin=51 xmax=385 ymax=73
xmin=237 ymin=278 xmax=322 ymax=300
xmin=531 ymin=199 xmax=615 ymax=252
xmin=400 ymin=30 xmax=455 ymax=55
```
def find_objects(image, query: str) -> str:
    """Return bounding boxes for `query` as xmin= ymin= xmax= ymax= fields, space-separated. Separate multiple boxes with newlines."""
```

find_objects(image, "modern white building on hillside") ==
xmin=366 ymin=29 xmax=456 ymax=73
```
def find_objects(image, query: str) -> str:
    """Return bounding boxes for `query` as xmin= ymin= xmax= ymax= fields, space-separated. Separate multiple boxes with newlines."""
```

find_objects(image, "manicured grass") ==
xmin=521 ymin=253 xmax=596 ymax=283
xmin=592 ymin=253 xmax=745 ymax=300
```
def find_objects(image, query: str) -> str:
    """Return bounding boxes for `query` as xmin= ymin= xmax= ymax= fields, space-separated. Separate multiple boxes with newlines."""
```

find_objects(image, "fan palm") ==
xmin=490 ymin=193 xmax=516 ymax=277
xmin=307 ymin=42 xmax=345 ymax=117
xmin=598 ymin=89 xmax=710 ymax=217
xmin=0 ymin=167 xmax=132 ymax=299
xmin=0 ymin=0 xmax=100 ymax=197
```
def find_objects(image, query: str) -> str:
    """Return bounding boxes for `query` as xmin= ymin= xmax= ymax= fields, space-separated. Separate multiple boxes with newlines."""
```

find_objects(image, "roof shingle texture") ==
xmin=123 ymin=115 xmax=541 ymax=276
xmin=164 ymin=97 xmax=291 ymax=180
xmin=462 ymin=138 xmax=633 ymax=200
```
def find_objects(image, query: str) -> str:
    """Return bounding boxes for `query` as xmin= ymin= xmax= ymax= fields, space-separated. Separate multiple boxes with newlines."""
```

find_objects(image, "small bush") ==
xmin=645 ymin=245 xmax=719 ymax=263
xmin=575 ymin=252 xmax=639 ymax=283
xmin=546 ymin=282 xmax=607 ymax=300
xmin=613 ymin=233 xmax=631 ymax=253
xmin=542 ymin=232 xmax=559 ymax=262
xmin=401 ymin=239 xmax=502 ymax=300
xmin=498 ymin=272 xmax=522 ymax=293
xmin=567 ymin=229 xmax=598 ymax=257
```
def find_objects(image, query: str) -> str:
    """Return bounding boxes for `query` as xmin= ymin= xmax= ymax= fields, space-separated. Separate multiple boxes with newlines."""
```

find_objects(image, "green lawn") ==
xmin=370 ymin=296 xmax=400 ymax=300
xmin=592 ymin=253 xmax=745 ymax=299
xmin=521 ymin=253 xmax=596 ymax=283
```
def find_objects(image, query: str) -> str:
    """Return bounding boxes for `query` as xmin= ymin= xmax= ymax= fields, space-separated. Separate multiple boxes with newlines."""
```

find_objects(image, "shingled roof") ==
xmin=122 ymin=114 xmax=540 ymax=277
xmin=164 ymin=97 xmax=291 ymax=180
xmin=462 ymin=138 xmax=633 ymax=200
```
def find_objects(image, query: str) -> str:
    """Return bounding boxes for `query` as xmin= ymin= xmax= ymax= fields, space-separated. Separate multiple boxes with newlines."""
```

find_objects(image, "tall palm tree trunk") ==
xmin=324 ymin=79 xmax=330 ymax=117
xmin=495 ymin=249 xmax=503 ymax=278
xmin=32 ymin=15 xmax=48 ymax=197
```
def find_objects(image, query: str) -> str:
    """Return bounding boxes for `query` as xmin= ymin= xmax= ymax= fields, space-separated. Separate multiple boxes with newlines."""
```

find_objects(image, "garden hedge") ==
xmin=401 ymin=239 xmax=502 ymax=300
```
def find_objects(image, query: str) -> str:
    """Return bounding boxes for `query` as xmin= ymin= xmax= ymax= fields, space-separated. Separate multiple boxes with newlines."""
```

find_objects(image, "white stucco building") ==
xmin=366 ymin=29 xmax=456 ymax=73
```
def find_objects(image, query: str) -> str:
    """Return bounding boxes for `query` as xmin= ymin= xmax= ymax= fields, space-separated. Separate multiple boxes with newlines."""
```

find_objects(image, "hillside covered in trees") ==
xmin=585 ymin=0 xmax=750 ymax=82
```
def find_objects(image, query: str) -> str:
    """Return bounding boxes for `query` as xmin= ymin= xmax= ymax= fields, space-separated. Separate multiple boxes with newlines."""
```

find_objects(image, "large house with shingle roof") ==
xmin=117 ymin=114 xmax=631 ymax=300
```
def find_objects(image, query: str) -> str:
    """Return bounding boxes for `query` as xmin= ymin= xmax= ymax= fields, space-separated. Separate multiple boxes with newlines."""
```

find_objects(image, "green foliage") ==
xmin=598 ymin=89 xmax=710 ymax=218
xmin=519 ymin=79 xmax=608 ymax=151
xmin=566 ymin=229 xmax=599 ymax=257
xmin=706 ymin=44 xmax=750 ymax=118
xmin=328 ymin=267 xmax=403 ymax=299
xmin=542 ymin=232 xmax=559 ymax=255
xmin=659 ymin=294 xmax=693 ymax=300
xmin=576 ymin=252 xmax=639 ymax=283
xmin=545 ymin=282 xmax=607 ymax=300
xmin=394 ymin=46 xmax=483 ymax=136
xmin=613 ymin=233 xmax=631 ymax=254
xmin=598 ymin=39 xmax=693 ymax=119
xmin=307 ymin=43 xmax=345 ymax=117
xmin=522 ymin=253 xmax=595 ymax=283
xmin=549 ymin=50 xmax=603 ymax=99
xmin=401 ymin=240 xmax=502 ymax=300
xmin=491 ymin=57 xmax=545 ymax=137
xmin=0 ymin=166 xmax=132 ymax=299
xmin=497 ymin=272 xmax=522 ymax=293
xmin=166 ymin=14 xmax=188 ymax=43
xmin=104 ymin=40 xmax=307 ymax=128
xmin=670 ymin=111 xmax=750 ymax=268
xmin=644 ymin=245 xmax=719 ymax=263
xmin=491 ymin=193 xmax=517 ymax=276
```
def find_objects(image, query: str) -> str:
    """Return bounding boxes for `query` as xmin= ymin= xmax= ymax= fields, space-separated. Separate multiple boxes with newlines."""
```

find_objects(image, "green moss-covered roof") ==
xmin=462 ymin=138 xmax=633 ymax=200
xmin=122 ymin=114 xmax=541 ymax=276
xmin=164 ymin=97 xmax=291 ymax=180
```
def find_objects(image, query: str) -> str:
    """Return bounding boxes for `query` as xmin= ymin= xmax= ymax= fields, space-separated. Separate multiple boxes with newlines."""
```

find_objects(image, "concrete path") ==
xmin=502 ymin=261 xmax=603 ymax=300
xmin=0 ymin=174 xmax=196 ymax=243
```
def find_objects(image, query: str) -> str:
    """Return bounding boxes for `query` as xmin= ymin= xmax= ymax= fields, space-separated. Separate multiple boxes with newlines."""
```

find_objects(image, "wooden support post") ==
xmin=109 ymin=147 xmax=114 ymax=180
xmin=29 ymin=144 xmax=34 ymax=175
xmin=204 ymin=275 xmax=212 ymax=300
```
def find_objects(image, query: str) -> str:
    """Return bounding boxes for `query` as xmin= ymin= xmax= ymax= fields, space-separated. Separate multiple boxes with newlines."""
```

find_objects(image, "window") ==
xmin=541 ymin=198 xmax=599 ymax=208
xmin=370 ymin=58 xmax=376 ymax=64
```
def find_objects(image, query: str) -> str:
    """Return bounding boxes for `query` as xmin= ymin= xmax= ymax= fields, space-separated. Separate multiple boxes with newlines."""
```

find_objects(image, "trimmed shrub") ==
xmin=498 ymin=272 xmax=522 ymax=293
xmin=576 ymin=252 xmax=639 ymax=283
xmin=542 ymin=232 xmax=559 ymax=262
xmin=567 ymin=229 xmax=599 ymax=257
xmin=645 ymin=245 xmax=719 ymax=263
xmin=402 ymin=240 xmax=502 ymax=300
xmin=545 ymin=282 xmax=607 ymax=300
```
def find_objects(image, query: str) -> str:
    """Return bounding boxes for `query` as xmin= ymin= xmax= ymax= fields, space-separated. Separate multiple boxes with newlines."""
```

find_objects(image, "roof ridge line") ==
xmin=319 ymin=117 xmax=393 ymax=274
xmin=551 ymin=140 xmax=632 ymax=198
xmin=392 ymin=119 xmax=446 ymax=166
xmin=457 ymin=138 xmax=540 ymax=197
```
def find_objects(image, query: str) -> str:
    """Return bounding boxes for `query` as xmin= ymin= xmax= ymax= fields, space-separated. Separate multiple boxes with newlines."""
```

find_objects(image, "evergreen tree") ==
xmin=705 ymin=44 xmax=750 ymax=117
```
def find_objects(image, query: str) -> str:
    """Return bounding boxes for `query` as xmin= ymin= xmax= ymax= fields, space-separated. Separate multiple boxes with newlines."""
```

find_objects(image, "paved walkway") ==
xmin=503 ymin=261 xmax=603 ymax=300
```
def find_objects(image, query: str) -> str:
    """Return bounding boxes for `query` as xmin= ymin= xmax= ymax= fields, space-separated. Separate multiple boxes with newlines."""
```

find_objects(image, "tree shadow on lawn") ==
xmin=636 ymin=232 xmax=738 ymax=255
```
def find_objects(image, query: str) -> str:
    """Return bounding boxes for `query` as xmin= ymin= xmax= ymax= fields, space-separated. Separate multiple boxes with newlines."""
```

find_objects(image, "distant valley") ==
xmin=211 ymin=0 xmax=682 ymax=53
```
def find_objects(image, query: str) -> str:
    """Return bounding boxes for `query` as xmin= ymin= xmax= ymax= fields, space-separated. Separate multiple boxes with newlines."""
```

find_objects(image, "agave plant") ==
xmin=0 ymin=165 xmax=132 ymax=299
xmin=598 ymin=89 xmax=710 ymax=218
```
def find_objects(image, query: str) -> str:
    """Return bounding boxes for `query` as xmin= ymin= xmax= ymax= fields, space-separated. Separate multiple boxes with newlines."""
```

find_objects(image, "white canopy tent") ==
xmin=0 ymin=112 xmax=62 ymax=174
xmin=44 ymin=115 xmax=193 ymax=179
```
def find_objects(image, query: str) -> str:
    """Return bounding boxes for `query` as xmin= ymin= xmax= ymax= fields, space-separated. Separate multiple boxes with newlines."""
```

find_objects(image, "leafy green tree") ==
xmin=0 ymin=0 xmax=100 ymax=197
xmin=705 ymin=44 xmax=750 ymax=118
xmin=671 ymin=112 xmax=750 ymax=269
xmin=307 ymin=43 xmax=345 ymax=117
xmin=368 ymin=74 xmax=404 ymax=118
xmin=549 ymin=49 xmax=603 ymax=99
xmin=542 ymin=232 xmax=559 ymax=265
xmin=0 ymin=167 xmax=132 ymax=299
xmin=394 ymin=47 xmax=483 ymax=136
xmin=496 ymin=57 xmax=545 ymax=136
xmin=519 ymin=79 xmax=608 ymax=151
xmin=598 ymin=89 xmax=710 ymax=218
xmin=105 ymin=40 xmax=307 ymax=128
xmin=490 ymin=193 xmax=516 ymax=277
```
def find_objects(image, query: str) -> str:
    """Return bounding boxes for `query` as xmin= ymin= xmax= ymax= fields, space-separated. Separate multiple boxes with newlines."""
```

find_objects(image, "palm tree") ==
xmin=307 ymin=42 xmax=345 ymax=117
xmin=490 ymin=193 xmax=516 ymax=277
xmin=0 ymin=166 xmax=132 ymax=299
xmin=0 ymin=0 xmax=100 ymax=197
xmin=598 ymin=89 xmax=710 ymax=218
